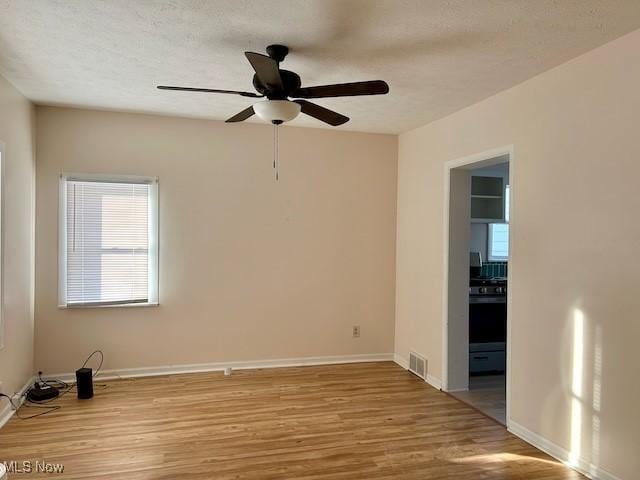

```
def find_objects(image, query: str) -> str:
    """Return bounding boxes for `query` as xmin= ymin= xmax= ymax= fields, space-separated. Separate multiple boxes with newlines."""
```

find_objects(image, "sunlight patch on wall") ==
xmin=591 ymin=324 xmax=603 ymax=467
xmin=569 ymin=308 xmax=585 ymax=467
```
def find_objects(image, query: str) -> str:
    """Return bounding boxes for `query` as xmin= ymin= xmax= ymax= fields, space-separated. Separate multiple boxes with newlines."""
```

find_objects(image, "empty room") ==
xmin=0 ymin=1 xmax=639 ymax=479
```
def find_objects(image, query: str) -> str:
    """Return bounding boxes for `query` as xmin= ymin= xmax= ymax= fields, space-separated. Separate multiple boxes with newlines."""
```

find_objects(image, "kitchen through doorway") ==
xmin=443 ymin=148 xmax=511 ymax=426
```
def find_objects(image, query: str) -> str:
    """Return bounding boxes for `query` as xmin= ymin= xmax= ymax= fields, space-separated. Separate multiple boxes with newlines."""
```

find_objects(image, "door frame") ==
xmin=441 ymin=145 xmax=514 ymax=424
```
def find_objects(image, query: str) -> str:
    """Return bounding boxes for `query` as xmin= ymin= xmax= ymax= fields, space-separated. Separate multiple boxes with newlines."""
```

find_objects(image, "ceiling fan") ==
xmin=157 ymin=44 xmax=389 ymax=126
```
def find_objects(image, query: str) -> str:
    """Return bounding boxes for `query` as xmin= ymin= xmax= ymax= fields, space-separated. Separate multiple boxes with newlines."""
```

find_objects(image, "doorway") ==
xmin=442 ymin=147 xmax=512 ymax=426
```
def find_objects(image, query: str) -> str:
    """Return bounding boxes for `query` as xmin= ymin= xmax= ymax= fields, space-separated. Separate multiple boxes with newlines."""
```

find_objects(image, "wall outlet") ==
xmin=352 ymin=326 xmax=360 ymax=338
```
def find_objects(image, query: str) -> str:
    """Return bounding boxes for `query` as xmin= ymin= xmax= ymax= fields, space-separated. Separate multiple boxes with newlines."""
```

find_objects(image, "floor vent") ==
xmin=408 ymin=351 xmax=427 ymax=380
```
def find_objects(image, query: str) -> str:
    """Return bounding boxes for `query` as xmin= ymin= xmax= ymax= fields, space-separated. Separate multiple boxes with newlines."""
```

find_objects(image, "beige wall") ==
xmin=395 ymin=29 xmax=640 ymax=478
xmin=34 ymin=107 xmax=397 ymax=374
xmin=0 ymin=75 xmax=35 ymax=398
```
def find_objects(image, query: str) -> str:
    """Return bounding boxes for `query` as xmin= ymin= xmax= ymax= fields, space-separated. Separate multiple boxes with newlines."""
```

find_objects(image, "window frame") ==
xmin=504 ymin=184 xmax=510 ymax=222
xmin=486 ymin=183 xmax=510 ymax=262
xmin=58 ymin=173 xmax=159 ymax=309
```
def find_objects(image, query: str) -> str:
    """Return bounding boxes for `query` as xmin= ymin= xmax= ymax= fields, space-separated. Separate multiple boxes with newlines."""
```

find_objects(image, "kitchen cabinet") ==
xmin=471 ymin=176 xmax=504 ymax=222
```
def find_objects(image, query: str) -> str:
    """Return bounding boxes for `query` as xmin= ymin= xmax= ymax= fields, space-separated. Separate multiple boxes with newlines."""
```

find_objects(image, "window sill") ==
xmin=59 ymin=302 xmax=159 ymax=310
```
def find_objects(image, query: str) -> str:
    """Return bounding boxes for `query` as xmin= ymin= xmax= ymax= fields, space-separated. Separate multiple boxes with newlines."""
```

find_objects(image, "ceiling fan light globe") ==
xmin=254 ymin=100 xmax=301 ymax=123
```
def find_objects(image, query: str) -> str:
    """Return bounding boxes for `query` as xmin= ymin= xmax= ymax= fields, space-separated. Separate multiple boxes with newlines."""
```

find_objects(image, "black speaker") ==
xmin=76 ymin=367 xmax=93 ymax=399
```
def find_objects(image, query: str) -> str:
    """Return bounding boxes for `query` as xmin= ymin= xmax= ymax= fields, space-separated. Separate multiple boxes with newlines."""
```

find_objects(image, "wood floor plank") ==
xmin=0 ymin=362 xmax=583 ymax=479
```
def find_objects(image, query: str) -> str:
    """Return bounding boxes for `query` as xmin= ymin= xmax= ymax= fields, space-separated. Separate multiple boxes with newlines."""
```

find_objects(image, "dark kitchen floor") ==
xmin=450 ymin=374 xmax=506 ymax=425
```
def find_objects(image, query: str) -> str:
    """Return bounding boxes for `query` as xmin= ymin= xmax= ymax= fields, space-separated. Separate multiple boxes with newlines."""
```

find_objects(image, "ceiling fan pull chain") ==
xmin=273 ymin=123 xmax=279 ymax=181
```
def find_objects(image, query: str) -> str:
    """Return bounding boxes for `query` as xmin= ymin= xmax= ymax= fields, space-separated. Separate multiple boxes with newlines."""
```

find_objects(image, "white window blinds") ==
xmin=488 ymin=223 xmax=509 ymax=261
xmin=59 ymin=175 xmax=158 ymax=307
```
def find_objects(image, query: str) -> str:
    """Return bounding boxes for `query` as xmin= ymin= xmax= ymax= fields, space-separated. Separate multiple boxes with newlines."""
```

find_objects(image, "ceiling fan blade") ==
xmin=244 ymin=52 xmax=284 ymax=91
xmin=157 ymin=85 xmax=262 ymax=98
xmin=294 ymin=100 xmax=349 ymax=126
xmin=293 ymin=80 xmax=389 ymax=99
xmin=225 ymin=105 xmax=255 ymax=123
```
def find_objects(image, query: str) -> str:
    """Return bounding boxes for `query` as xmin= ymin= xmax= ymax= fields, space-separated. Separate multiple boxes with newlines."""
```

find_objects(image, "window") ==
xmin=488 ymin=223 xmax=509 ymax=261
xmin=59 ymin=174 xmax=158 ymax=307
xmin=488 ymin=184 xmax=510 ymax=261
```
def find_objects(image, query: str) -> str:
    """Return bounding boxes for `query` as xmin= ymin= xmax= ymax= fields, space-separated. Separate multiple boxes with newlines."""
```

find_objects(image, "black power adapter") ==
xmin=26 ymin=382 xmax=60 ymax=402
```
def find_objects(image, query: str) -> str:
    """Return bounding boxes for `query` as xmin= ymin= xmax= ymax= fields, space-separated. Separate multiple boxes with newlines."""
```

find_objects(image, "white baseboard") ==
xmin=393 ymin=353 xmax=442 ymax=390
xmin=44 ymin=353 xmax=395 ymax=383
xmin=425 ymin=374 xmax=442 ymax=390
xmin=508 ymin=420 xmax=621 ymax=480
xmin=393 ymin=353 xmax=409 ymax=369
xmin=0 ymin=376 xmax=35 ymax=429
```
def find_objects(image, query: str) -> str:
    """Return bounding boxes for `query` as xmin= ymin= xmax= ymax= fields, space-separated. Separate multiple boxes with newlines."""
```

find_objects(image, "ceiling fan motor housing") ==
xmin=253 ymin=70 xmax=301 ymax=99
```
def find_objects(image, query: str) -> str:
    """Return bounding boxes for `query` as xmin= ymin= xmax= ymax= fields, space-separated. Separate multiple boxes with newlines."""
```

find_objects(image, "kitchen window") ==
xmin=488 ymin=185 xmax=510 ymax=261
xmin=488 ymin=223 xmax=509 ymax=261
xmin=58 ymin=174 xmax=159 ymax=307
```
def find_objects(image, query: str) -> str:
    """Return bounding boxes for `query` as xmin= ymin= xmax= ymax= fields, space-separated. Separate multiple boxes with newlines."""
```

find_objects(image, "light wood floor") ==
xmin=0 ymin=362 xmax=583 ymax=479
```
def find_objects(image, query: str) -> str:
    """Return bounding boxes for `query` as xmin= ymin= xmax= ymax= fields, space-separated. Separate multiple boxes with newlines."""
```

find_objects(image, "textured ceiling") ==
xmin=1 ymin=1 xmax=640 ymax=134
